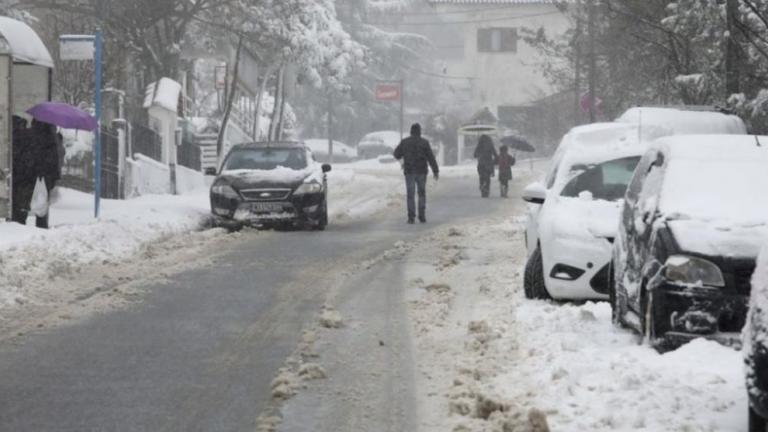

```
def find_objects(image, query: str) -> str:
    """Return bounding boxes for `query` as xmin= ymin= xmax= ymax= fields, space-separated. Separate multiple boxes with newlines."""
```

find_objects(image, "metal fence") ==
xmin=177 ymin=134 xmax=201 ymax=171
xmin=60 ymin=127 xmax=120 ymax=199
xmin=132 ymin=124 xmax=162 ymax=162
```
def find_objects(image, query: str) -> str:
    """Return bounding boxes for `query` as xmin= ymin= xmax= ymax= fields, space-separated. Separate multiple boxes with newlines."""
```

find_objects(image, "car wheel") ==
xmin=523 ymin=245 xmax=551 ymax=300
xmin=750 ymin=405 xmax=768 ymax=432
xmin=311 ymin=200 xmax=328 ymax=231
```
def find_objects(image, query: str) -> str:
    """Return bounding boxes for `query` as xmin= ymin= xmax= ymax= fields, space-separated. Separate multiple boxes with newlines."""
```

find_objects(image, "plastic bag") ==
xmin=30 ymin=177 xmax=49 ymax=217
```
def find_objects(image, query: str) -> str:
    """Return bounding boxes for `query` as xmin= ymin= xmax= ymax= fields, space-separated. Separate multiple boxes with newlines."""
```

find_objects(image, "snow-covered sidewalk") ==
xmin=405 ymin=213 xmax=747 ymax=431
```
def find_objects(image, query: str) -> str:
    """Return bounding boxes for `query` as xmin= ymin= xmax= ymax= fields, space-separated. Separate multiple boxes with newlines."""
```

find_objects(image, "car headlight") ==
xmin=211 ymin=183 xmax=239 ymax=199
xmin=294 ymin=182 xmax=323 ymax=195
xmin=664 ymin=255 xmax=725 ymax=288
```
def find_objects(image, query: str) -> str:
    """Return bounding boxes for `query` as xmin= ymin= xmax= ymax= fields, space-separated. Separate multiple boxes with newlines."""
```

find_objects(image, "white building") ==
xmin=425 ymin=0 xmax=572 ymax=114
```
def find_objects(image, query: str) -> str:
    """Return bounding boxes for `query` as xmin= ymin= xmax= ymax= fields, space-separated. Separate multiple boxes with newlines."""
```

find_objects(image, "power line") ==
xmin=364 ymin=10 xmax=562 ymax=26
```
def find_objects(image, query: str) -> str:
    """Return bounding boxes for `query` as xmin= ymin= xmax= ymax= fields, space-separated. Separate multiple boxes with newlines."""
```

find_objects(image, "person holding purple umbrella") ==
xmin=12 ymin=118 xmax=61 ymax=228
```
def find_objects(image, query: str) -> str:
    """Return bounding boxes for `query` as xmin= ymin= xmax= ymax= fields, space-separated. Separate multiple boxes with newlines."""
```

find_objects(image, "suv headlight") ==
xmin=211 ymin=183 xmax=239 ymax=199
xmin=664 ymin=255 xmax=725 ymax=287
xmin=294 ymin=181 xmax=323 ymax=195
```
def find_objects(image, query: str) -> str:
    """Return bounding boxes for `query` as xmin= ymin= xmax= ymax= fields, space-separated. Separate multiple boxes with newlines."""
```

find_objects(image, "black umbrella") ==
xmin=501 ymin=135 xmax=535 ymax=152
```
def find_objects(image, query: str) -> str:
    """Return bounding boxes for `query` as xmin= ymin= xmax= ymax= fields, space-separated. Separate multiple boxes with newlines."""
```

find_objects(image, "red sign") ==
xmin=375 ymin=83 xmax=401 ymax=101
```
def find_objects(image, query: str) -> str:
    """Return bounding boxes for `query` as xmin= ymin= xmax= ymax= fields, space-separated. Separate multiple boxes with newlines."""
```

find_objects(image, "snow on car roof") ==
xmin=653 ymin=134 xmax=768 ymax=162
xmin=653 ymin=135 xmax=768 ymax=256
xmin=0 ymin=17 xmax=54 ymax=68
xmin=616 ymin=107 xmax=747 ymax=136
xmin=551 ymin=122 xmax=650 ymax=191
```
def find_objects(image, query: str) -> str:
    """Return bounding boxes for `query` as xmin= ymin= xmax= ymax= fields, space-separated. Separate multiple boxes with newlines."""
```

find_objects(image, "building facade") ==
xmin=425 ymin=0 xmax=572 ymax=114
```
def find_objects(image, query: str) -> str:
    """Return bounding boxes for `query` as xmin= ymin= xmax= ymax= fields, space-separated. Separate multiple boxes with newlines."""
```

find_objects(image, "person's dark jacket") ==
xmin=474 ymin=135 xmax=498 ymax=172
xmin=394 ymin=135 xmax=439 ymax=176
xmin=27 ymin=121 xmax=61 ymax=189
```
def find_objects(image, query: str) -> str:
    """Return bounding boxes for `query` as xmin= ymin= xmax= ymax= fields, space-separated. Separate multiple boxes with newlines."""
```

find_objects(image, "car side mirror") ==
xmin=322 ymin=163 xmax=332 ymax=173
xmin=522 ymin=182 xmax=546 ymax=204
xmin=204 ymin=167 xmax=217 ymax=176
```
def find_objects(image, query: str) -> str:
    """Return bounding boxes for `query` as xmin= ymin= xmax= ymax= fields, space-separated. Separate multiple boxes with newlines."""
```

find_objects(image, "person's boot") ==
xmin=419 ymin=215 xmax=426 ymax=223
xmin=408 ymin=217 xmax=415 ymax=224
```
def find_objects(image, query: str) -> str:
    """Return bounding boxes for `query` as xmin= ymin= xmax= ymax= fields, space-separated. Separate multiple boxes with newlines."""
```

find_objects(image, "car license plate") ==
xmin=250 ymin=202 xmax=286 ymax=213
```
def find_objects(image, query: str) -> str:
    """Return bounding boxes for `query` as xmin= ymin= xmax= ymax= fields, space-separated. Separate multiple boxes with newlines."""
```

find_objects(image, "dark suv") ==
xmin=612 ymin=135 xmax=768 ymax=351
xmin=208 ymin=142 xmax=331 ymax=230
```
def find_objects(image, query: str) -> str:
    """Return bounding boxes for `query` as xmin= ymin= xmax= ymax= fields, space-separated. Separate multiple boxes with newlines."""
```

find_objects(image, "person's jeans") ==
xmin=405 ymin=174 xmax=427 ymax=220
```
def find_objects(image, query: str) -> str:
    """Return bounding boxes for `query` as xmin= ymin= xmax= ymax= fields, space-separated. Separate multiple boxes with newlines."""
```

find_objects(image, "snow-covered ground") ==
xmin=405 ymin=213 xmax=747 ymax=431
xmin=0 ymin=165 xmax=406 ymax=317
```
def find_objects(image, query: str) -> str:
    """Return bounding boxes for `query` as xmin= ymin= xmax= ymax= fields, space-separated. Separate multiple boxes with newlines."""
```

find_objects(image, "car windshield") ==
xmin=560 ymin=156 xmax=641 ymax=201
xmin=223 ymin=148 xmax=307 ymax=171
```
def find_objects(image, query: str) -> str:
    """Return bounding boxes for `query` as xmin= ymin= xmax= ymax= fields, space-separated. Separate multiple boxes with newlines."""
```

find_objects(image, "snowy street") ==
xmin=0 ymin=165 xmax=748 ymax=432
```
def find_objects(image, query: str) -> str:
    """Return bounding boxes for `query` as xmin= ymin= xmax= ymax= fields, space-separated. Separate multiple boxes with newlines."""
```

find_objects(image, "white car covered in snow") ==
xmin=357 ymin=131 xmax=401 ymax=160
xmin=303 ymin=139 xmax=357 ymax=163
xmin=522 ymin=123 xmax=654 ymax=300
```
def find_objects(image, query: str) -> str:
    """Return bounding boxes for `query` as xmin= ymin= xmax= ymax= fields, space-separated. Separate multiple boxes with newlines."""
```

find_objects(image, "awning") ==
xmin=0 ymin=17 xmax=54 ymax=68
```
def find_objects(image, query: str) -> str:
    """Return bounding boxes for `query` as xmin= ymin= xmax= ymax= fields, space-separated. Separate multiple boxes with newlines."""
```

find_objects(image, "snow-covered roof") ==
xmin=0 ymin=17 xmax=53 ymax=68
xmin=616 ymin=107 xmax=747 ymax=136
xmin=143 ymin=77 xmax=181 ymax=112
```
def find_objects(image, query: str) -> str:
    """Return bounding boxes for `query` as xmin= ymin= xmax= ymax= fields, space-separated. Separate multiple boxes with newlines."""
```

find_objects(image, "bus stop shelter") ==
xmin=0 ymin=17 xmax=54 ymax=220
xmin=457 ymin=108 xmax=499 ymax=163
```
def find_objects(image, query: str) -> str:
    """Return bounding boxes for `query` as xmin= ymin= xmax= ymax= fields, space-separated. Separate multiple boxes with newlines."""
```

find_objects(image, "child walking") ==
xmin=497 ymin=145 xmax=515 ymax=198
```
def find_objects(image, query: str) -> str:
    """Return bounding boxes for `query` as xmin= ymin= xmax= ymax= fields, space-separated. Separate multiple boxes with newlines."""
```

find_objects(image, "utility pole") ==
xmin=399 ymin=79 xmax=405 ymax=140
xmin=573 ymin=0 xmax=583 ymax=125
xmin=587 ymin=0 xmax=597 ymax=123
xmin=725 ymin=0 xmax=740 ymax=97
xmin=327 ymin=91 xmax=333 ymax=163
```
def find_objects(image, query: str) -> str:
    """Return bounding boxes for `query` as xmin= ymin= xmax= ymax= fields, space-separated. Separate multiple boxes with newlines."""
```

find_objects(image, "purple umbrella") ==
xmin=26 ymin=102 xmax=98 ymax=131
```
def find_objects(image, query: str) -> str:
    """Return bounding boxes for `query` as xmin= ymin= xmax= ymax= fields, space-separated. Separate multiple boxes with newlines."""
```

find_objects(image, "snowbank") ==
xmin=125 ymin=154 xmax=171 ymax=196
xmin=0 ymin=187 xmax=210 ymax=309
xmin=405 ymin=213 xmax=747 ymax=431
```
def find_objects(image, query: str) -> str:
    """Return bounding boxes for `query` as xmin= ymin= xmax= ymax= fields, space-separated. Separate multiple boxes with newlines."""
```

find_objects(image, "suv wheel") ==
xmin=523 ymin=246 xmax=551 ymax=300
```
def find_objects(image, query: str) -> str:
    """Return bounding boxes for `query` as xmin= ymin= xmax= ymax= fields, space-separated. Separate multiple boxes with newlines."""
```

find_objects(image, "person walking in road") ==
xmin=497 ymin=144 xmax=515 ymax=198
xmin=393 ymin=123 xmax=439 ymax=224
xmin=474 ymin=134 xmax=497 ymax=198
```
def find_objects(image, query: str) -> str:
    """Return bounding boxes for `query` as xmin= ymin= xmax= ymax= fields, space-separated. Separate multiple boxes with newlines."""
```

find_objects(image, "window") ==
xmin=560 ymin=156 xmax=641 ymax=202
xmin=223 ymin=148 xmax=307 ymax=171
xmin=477 ymin=28 xmax=517 ymax=53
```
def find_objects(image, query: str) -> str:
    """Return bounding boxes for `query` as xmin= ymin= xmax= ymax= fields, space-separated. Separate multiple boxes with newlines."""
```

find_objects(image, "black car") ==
xmin=612 ymin=136 xmax=768 ymax=351
xmin=208 ymin=142 xmax=331 ymax=230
